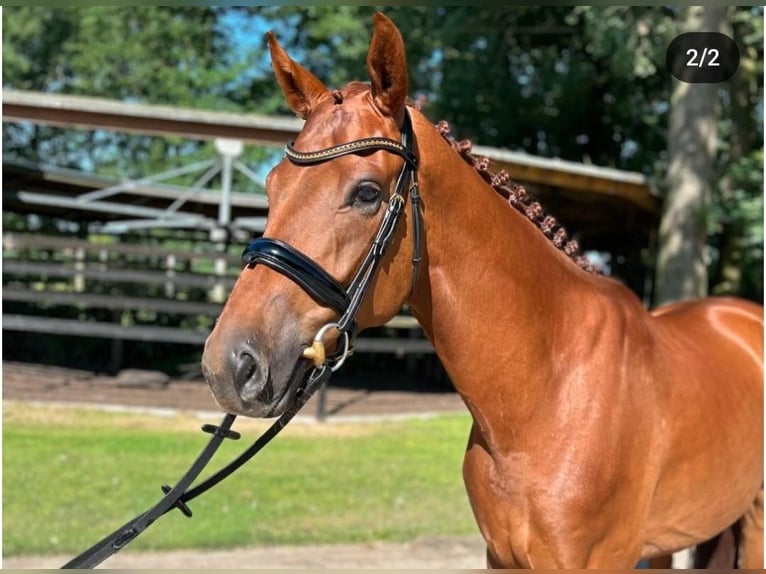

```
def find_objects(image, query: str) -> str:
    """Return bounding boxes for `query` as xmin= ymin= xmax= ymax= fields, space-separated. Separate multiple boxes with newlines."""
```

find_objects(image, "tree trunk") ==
xmin=655 ymin=8 xmax=738 ymax=572
xmin=654 ymin=6 xmax=726 ymax=306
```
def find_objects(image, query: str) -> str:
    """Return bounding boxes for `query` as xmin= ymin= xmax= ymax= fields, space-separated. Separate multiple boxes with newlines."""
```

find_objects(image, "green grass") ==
xmin=3 ymin=403 xmax=477 ymax=557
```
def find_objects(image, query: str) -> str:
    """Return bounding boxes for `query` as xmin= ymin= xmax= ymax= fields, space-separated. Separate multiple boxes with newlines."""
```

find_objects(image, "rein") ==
xmin=61 ymin=367 xmax=330 ymax=569
xmin=61 ymin=109 xmax=421 ymax=569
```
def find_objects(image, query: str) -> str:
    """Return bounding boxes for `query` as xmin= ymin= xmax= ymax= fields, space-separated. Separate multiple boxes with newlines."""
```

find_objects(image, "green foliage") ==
xmin=708 ymin=7 xmax=764 ymax=300
xmin=4 ymin=7 xmax=234 ymax=103
xmin=710 ymin=149 xmax=764 ymax=300
xmin=721 ymin=151 xmax=764 ymax=238
xmin=2 ymin=7 xmax=262 ymax=178
xmin=380 ymin=7 xmax=672 ymax=172
xmin=3 ymin=404 xmax=476 ymax=556
xmin=5 ymin=6 xmax=762 ymax=174
xmin=3 ymin=6 xmax=762 ymax=298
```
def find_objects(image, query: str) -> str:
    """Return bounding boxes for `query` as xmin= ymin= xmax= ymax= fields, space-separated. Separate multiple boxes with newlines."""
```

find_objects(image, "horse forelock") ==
xmin=295 ymin=82 xmax=399 ymax=149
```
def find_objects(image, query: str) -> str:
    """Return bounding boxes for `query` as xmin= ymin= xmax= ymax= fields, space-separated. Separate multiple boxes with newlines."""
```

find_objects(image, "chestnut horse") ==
xmin=202 ymin=13 xmax=763 ymax=569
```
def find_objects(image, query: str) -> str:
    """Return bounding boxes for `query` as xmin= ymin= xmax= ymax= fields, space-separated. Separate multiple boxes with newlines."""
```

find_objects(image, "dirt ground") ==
xmin=3 ymin=361 xmax=486 ymax=569
xmin=2 ymin=361 xmax=466 ymax=420
xmin=3 ymin=536 xmax=487 ymax=569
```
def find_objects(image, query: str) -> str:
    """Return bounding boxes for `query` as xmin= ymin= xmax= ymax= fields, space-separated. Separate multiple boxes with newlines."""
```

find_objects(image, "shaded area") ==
xmin=2 ymin=361 xmax=465 ymax=419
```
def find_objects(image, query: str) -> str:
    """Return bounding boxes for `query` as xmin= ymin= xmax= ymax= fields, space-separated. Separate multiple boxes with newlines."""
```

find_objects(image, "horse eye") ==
xmin=353 ymin=183 xmax=381 ymax=205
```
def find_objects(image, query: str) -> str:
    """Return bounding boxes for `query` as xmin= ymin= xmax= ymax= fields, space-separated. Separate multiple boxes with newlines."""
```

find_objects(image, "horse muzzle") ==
xmin=202 ymin=325 xmax=310 ymax=418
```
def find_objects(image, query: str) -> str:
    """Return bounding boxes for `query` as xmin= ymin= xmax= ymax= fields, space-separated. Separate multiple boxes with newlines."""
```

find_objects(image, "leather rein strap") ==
xmin=62 ymin=367 xmax=331 ymax=569
xmin=61 ymin=109 xmax=421 ymax=569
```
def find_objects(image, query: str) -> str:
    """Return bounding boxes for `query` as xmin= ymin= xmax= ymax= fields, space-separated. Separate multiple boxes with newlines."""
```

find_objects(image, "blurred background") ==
xmin=2 ymin=5 xmax=763 ymax=380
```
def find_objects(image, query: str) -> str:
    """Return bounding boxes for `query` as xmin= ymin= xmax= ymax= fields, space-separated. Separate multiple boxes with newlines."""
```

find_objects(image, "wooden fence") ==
xmin=2 ymin=232 xmax=434 ymax=359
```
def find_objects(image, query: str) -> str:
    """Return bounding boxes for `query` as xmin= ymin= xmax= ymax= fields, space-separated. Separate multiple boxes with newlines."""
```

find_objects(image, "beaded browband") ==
xmin=286 ymin=137 xmax=417 ymax=168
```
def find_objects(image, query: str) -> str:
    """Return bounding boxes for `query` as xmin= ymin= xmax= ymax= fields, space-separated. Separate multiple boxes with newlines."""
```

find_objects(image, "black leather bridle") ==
xmin=242 ymin=108 xmax=422 ymax=368
xmin=61 ymin=108 xmax=422 ymax=569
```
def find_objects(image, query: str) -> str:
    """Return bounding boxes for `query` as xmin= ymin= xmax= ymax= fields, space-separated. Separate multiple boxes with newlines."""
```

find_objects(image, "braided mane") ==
xmin=432 ymin=119 xmax=599 ymax=274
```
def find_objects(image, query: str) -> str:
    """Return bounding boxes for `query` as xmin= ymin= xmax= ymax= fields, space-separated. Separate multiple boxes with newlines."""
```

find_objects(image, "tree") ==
xmin=4 ymin=6 xmax=762 ymax=300
xmin=2 ymin=7 xmax=252 ymax=180
xmin=387 ymin=6 xmax=677 ymax=173
xmin=709 ymin=7 xmax=764 ymax=301
xmin=654 ymin=7 xmax=726 ymax=305
xmin=654 ymin=6 xmax=763 ymax=306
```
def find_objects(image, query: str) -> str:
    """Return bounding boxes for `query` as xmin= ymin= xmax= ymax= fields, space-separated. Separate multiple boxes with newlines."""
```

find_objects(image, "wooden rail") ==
xmin=3 ymin=89 xmax=304 ymax=147
xmin=3 ymin=232 xmax=244 ymax=265
xmin=2 ymin=314 xmax=433 ymax=354
xmin=4 ymin=260 xmax=237 ymax=289
xmin=3 ymin=233 xmax=432 ymax=356
xmin=2 ymin=287 xmax=222 ymax=315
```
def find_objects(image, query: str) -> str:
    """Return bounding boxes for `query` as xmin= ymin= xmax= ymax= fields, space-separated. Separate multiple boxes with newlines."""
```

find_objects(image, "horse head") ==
xmin=202 ymin=13 xmax=421 ymax=417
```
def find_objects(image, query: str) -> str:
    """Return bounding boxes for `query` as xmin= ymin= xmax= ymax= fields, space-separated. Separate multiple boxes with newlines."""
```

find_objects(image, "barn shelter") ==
xmin=3 ymin=89 xmax=660 ymax=374
xmin=4 ymin=89 xmax=660 ymax=283
xmin=4 ymin=158 xmax=270 ymax=239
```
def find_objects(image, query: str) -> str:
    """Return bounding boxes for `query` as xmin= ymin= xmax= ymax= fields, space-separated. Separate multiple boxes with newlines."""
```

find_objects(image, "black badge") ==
xmin=666 ymin=32 xmax=739 ymax=83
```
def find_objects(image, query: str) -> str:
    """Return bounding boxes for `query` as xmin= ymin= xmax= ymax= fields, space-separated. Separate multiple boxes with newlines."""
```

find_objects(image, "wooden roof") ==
xmin=3 ymin=89 xmax=660 ymax=252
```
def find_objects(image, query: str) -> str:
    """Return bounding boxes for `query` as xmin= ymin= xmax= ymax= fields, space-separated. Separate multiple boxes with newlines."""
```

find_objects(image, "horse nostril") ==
xmin=243 ymin=354 xmax=256 ymax=379
xmin=232 ymin=346 xmax=271 ymax=403
xmin=234 ymin=351 xmax=257 ymax=390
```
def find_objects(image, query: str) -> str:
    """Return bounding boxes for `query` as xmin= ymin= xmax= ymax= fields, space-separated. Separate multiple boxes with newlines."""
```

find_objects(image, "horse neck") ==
xmin=408 ymin=112 xmax=596 ymax=425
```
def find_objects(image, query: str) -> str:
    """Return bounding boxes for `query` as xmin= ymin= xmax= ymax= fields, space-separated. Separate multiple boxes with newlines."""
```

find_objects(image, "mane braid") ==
xmin=433 ymin=120 xmax=600 ymax=274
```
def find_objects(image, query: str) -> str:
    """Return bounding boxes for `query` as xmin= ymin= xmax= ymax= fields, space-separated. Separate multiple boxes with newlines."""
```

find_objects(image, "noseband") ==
xmin=242 ymin=108 xmax=422 ymax=369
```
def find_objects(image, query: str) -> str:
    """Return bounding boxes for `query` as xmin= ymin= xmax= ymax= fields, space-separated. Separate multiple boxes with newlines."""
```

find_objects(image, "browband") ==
xmin=286 ymin=137 xmax=418 ymax=168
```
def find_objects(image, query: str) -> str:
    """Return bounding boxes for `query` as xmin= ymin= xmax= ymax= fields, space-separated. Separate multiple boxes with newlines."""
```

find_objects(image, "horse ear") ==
xmin=366 ymin=12 xmax=408 ymax=123
xmin=267 ymin=31 xmax=328 ymax=120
